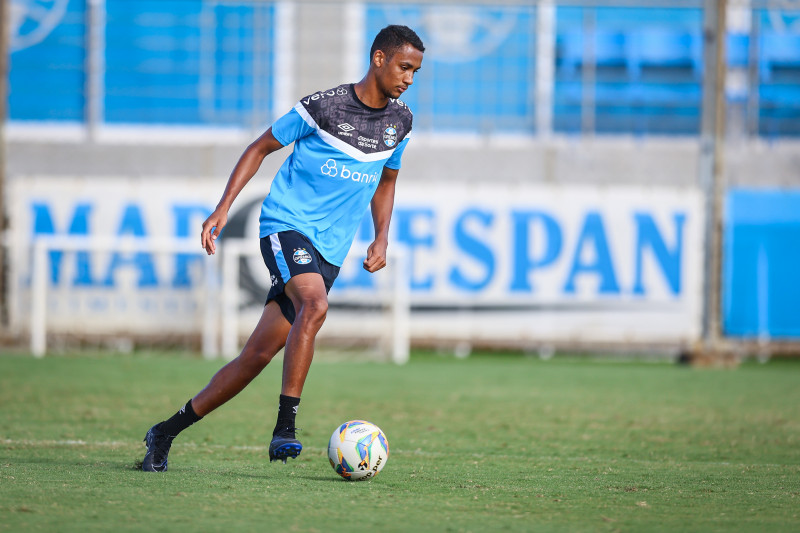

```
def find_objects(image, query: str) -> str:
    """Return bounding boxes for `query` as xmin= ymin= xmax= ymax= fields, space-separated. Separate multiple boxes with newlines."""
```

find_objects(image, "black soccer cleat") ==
xmin=269 ymin=427 xmax=302 ymax=464
xmin=142 ymin=423 xmax=176 ymax=472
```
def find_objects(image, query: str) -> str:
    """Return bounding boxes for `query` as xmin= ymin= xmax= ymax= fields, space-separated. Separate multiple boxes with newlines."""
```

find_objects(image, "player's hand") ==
xmin=201 ymin=209 xmax=228 ymax=255
xmin=363 ymin=239 xmax=388 ymax=273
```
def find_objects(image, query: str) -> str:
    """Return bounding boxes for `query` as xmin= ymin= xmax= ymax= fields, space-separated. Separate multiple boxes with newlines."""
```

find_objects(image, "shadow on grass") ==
xmin=129 ymin=463 xmax=338 ymax=481
xmin=295 ymin=474 xmax=346 ymax=483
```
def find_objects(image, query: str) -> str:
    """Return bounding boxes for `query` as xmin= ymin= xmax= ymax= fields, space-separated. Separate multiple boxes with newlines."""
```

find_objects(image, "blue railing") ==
xmin=104 ymin=1 xmax=275 ymax=126
xmin=365 ymin=5 xmax=537 ymax=134
xmin=554 ymin=6 xmax=705 ymax=135
xmin=9 ymin=0 xmax=275 ymax=128
xmin=8 ymin=0 xmax=87 ymax=121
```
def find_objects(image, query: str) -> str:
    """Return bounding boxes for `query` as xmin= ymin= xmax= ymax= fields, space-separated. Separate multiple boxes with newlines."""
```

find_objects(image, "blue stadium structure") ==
xmin=8 ymin=2 xmax=800 ymax=137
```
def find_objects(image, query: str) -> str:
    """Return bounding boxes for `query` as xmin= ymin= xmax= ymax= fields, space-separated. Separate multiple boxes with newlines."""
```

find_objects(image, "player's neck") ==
xmin=353 ymin=78 xmax=389 ymax=110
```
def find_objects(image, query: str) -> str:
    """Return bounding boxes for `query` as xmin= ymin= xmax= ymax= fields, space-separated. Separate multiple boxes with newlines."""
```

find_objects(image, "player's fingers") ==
xmin=200 ymin=225 xmax=210 ymax=251
xmin=363 ymin=255 xmax=386 ymax=273
xmin=201 ymin=219 xmax=217 ymax=255
xmin=202 ymin=236 xmax=214 ymax=255
xmin=372 ymin=257 xmax=387 ymax=272
xmin=362 ymin=252 xmax=377 ymax=271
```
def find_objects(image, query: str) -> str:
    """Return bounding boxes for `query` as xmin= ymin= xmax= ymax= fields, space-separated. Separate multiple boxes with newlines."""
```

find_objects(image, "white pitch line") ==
xmin=0 ymin=438 xmax=793 ymax=469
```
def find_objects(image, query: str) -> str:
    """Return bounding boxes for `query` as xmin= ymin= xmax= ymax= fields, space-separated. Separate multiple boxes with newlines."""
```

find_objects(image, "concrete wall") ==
xmin=7 ymin=136 xmax=799 ymax=189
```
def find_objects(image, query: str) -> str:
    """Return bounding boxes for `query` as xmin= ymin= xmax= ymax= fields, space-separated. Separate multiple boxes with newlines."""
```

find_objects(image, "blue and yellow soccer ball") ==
xmin=328 ymin=420 xmax=389 ymax=481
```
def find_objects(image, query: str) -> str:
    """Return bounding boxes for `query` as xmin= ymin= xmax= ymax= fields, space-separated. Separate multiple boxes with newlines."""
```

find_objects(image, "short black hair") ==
xmin=369 ymin=25 xmax=425 ymax=61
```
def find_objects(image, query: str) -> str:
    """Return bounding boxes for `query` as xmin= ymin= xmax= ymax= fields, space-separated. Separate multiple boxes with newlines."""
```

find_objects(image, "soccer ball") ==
xmin=328 ymin=420 xmax=389 ymax=481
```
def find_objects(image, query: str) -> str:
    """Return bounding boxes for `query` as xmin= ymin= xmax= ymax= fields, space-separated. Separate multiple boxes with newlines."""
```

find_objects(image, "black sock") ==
xmin=159 ymin=399 xmax=202 ymax=437
xmin=273 ymin=394 xmax=300 ymax=437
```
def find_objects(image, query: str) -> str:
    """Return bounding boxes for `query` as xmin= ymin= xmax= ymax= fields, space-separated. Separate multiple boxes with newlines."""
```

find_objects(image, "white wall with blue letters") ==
xmin=12 ymin=177 xmax=704 ymax=345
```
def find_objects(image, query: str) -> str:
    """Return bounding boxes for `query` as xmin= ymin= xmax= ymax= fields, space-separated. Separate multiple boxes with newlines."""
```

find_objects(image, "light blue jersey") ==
xmin=260 ymin=83 xmax=413 ymax=266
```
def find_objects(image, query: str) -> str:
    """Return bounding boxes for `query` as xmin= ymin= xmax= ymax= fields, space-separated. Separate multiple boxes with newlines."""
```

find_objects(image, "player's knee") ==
xmin=298 ymin=296 xmax=328 ymax=325
xmin=239 ymin=347 xmax=273 ymax=372
xmin=240 ymin=335 xmax=284 ymax=369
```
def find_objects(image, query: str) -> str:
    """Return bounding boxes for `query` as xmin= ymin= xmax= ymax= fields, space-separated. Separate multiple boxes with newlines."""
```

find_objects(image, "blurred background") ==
xmin=2 ymin=0 xmax=799 ymax=362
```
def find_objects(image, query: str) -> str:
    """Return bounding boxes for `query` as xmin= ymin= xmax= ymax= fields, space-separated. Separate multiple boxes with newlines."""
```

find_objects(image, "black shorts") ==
xmin=260 ymin=230 xmax=340 ymax=325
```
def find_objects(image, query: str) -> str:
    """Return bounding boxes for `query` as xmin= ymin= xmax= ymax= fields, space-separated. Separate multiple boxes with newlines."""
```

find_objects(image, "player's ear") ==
xmin=372 ymin=49 xmax=386 ymax=68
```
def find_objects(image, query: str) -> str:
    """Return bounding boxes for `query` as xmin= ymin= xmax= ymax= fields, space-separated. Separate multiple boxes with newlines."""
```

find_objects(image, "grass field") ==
xmin=1 ymin=350 xmax=799 ymax=532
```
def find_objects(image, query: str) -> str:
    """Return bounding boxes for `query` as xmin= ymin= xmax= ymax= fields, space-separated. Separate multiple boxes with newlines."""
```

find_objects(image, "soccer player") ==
xmin=142 ymin=25 xmax=424 ymax=471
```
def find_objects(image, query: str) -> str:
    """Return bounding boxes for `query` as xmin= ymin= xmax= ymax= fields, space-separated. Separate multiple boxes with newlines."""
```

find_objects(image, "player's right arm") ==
xmin=201 ymin=128 xmax=285 ymax=255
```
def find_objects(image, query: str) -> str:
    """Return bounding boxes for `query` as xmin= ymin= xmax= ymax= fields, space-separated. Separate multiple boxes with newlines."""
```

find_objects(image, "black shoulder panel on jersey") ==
xmin=297 ymin=84 xmax=414 ymax=155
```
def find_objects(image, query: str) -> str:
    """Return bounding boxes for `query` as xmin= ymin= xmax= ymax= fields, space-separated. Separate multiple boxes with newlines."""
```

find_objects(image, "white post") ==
xmin=536 ymin=0 xmax=556 ymax=138
xmin=726 ymin=0 xmax=752 ymax=139
xmin=201 ymin=255 xmax=220 ymax=359
xmin=389 ymin=248 xmax=410 ymax=365
xmin=221 ymin=240 xmax=243 ymax=360
xmin=273 ymin=2 xmax=296 ymax=117
xmin=343 ymin=2 xmax=366 ymax=85
xmin=85 ymin=0 xmax=105 ymax=141
xmin=30 ymin=241 xmax=48 ymax=357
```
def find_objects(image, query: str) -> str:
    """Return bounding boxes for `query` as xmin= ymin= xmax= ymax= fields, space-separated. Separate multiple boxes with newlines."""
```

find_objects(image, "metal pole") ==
xmin=0 ymin=0 xmax=9 ymax=328
xmin=699 ymin=0 xmax=728 ymax=358
xmin=389 ymin=248 xmax=410 ymax=365
xmin=201 ymin=256 xmax=220 ymax=359
xmin=535 ymin=0 xmax=555 ymax=138
xmin=31 ymin=241 xmax=48 ymax=357
xmin=746 ymin=7 xmax=760 ymax=138
xmin=85 ymin=0 xmax=105 ymax=141
xmin=221 ymin=240 xmax=243 ymax=360
xmin=581 ymin=7 xmax=597 ymax=135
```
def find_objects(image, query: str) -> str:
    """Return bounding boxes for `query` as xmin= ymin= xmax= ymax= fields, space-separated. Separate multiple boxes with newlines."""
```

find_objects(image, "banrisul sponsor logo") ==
xmin=339 ymin=164 xmax=379 ymax=184
xmin=320 ymin=159 xmax=379 ymax=184
xmin=321 ymin=159 xmax=339 ymax=177
xmin=383 ymin=125 xmax=398 ymax=147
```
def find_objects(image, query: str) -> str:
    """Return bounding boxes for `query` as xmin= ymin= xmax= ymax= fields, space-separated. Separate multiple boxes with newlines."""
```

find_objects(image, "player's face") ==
xmin=376 ymin=44 xmax=423 ymax=99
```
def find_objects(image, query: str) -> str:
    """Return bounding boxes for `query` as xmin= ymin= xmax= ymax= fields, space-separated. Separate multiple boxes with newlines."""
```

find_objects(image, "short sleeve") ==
xmin=270 ymin=107 xmax=316 ymax=146
xmin=384 ymin=136 xmax=410 ymax=170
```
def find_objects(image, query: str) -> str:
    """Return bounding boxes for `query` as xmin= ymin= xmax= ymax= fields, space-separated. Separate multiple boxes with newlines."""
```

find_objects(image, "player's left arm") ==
xmin=363 ymin=166 xmax=399 ymax=273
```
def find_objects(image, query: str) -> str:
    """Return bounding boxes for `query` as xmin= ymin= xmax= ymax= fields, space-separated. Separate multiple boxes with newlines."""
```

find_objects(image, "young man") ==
xmin=142 ymin=25 xmax=424 ymax=471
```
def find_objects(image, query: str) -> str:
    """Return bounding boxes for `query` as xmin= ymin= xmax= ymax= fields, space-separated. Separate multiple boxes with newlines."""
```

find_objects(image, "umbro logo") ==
xmin=337 ymin=123 xmax=355 ymax=135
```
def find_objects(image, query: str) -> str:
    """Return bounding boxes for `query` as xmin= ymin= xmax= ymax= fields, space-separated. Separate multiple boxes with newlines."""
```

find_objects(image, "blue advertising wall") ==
xmin=724 ymin=190 xmax=800 ymax=338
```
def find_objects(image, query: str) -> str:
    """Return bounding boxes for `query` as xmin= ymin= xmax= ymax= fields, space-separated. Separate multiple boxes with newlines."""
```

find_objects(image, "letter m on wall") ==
xmin=32 ymin=202 xmax=93 ymax=285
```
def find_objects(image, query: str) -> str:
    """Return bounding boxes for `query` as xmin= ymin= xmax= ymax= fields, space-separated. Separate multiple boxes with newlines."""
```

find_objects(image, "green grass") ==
xmin=1 ymin=350 xmax=799 ymax=532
